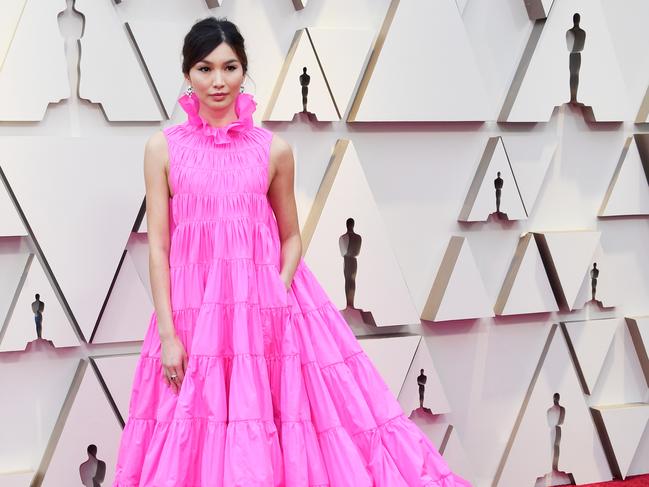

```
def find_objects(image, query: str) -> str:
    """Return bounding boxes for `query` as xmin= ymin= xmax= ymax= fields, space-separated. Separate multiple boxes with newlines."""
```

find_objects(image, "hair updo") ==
xmin=181 ymin=17 xmax=248 ymax=76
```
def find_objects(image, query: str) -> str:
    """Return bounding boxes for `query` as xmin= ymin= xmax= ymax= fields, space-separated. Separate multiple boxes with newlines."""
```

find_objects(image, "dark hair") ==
xmin=181 ymin=17 xmax=248 ymax=76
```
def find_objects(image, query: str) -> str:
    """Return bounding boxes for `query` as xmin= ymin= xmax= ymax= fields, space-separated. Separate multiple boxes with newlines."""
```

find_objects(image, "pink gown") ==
xmin=112 ymin=91 xmax=471 ymax=487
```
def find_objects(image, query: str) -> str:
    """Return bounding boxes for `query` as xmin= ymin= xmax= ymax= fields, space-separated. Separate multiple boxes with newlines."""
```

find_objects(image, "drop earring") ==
xmin=240 ymin=84 xmax=245 ymax=93
xmin=185 ymin=85 xmax=194 ymax=97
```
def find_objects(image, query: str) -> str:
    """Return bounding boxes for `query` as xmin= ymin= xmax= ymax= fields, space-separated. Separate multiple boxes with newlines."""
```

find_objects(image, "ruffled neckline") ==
xmin=177 ymin=91 xmax=257 ymax=144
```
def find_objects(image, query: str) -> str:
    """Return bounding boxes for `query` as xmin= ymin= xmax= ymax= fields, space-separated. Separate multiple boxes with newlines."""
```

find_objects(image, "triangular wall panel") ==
xmin=0 ymin=169 xmax=27 ymax=236
xmin=422 ymin=236 xmax=493 ymax=322
xmin=459 ymin=137 xmax=527 ymax=222
xmin=302 ymin=139 xmax=420 ymax=326
xmin=599 ymin=135 xmax=649 ymax=217
xmin=136 ymin=204 xmax=147 ymax=234
xmin=264 ymin=29 xmax=339 ymax=121
xmin=307 ymin=28 xmax=374 ymax=118
xmin=572 ymin=243 xmax=619 ymax=310
xmin=126 ymin=235 xmax=153 ymax=302
xmin=349 ymin=0 xmax=490 ymax=121
xmin=397 ymin=337 xmax=451 ymax=415
xmin=0 ymin=252 xmax=30 ymax=339
xmin=442 ymin=427 xmax=476 ymax=486
xmin=591 ymin=403 xmax=649 ymax=479
xmin=94 ymin=354 xmax=141 ymax=422
xmin=0 ymin=136 xmax=147 ymax=341
xmin=561 ymin=318 xmax=619 ymax=395
xmin=92 ymin=250 xmax=153 ymax=344
xmin=626 ymin=316 xmax=649 ymax=388
xmin=495 ymin=233 xmax=558 ymax=316
xmin=503 ymin=136 xmax=557 ymax=216
xmin=38 ymin=360 xmax=122 ymax=487
xmin=1 ymin=254 xmax=78 ymax=352
xmin=358 ymin=334 xmax=421 ymax=398
xmin=534 ymin=231 xmax=601 ymax=310
xmin=628 ymin=408 xmax=649 ymax=477
xmin=127 ymin=20 xmax=188 ymax=118
xmin=495 ymin=324 xmax=610 ymax=486
xmin=503 ymin=0 xmax=629 ymax=122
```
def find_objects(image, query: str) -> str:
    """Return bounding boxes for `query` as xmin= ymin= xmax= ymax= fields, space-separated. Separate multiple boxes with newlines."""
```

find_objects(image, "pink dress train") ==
xmin=112 ymin=91 xmax=472 ymax=487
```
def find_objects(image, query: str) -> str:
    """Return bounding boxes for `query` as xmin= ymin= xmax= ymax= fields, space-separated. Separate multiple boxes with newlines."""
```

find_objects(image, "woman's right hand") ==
xmin=160 ymin=333 xmax=188 ymax=394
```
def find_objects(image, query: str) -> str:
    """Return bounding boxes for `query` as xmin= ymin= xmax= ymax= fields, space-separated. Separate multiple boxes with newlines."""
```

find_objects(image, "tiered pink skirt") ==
xmin=113 ymin=251 xmax=471 ymax=486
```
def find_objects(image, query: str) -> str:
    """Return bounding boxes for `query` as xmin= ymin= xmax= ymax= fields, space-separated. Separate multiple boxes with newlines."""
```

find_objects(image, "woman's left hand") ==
xmin=279 ymin=273 xmax=291 ymax=292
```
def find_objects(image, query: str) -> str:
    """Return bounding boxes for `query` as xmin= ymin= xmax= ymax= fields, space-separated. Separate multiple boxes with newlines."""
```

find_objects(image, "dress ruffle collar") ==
xmin=178 ymin=91 xmax=257 ymax=143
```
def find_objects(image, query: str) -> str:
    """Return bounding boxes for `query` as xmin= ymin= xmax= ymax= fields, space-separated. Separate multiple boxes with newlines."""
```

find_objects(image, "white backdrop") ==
xmin=1 ymin=1 xmax=649 ymax=486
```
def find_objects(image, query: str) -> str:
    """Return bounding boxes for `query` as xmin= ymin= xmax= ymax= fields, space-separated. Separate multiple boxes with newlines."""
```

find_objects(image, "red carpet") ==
xmin=579 ymin=475 xmax=649 ymax=487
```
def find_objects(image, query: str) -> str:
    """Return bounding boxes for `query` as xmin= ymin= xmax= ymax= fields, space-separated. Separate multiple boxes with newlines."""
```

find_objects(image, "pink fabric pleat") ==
xmin=112 ymin=92 xmax=472 ymax=486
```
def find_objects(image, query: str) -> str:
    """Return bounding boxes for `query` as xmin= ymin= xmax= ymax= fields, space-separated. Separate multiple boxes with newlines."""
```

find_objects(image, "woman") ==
xmin=113 ymin=16 xmax=471 ymax=487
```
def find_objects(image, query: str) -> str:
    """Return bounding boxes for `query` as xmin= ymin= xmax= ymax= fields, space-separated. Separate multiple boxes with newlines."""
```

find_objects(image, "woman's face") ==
xmin=186 ymin=42 xmax=244 ymax=110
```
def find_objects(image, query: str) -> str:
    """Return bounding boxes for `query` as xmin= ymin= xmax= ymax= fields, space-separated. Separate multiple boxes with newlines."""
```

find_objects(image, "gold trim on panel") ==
xmin=263 ymin=29 xmax=303 ymax=121
xmin=439 ymin=424 xmax=453 ymax=455
xmin=421 ymin=236 xmax=464 ymax=322
xmin=636 ymin=85 xmax=649 ymax=123
xmin=494 ymin=233 xmax=532 ymax=315
xmin=0 ymin=0 xmax=28 ymax=72
xmin=304 ymin=28 xmax=340 ymax=119
xmin=633 ymin=133 xmax=649 ymax=186
xmin=598 ymin=137 xmax=633 ymax=216
xmin=590 ymin=406 xmax=621 ymax=480
xmin=626 ymin=317 xmax=649 ymax=388
xmin=532 ymin=232 xmax=568 ymax=310
xmin=0 ymin=253 xmax=31 ymax=347
xmin=347 ymin=0 xmax=400 ymax=122
xmin=263 ymin=28 xmax=339 ymax=121
xmin=559 ymin=319 xmax=616 ymax=396
xmin=32 ymin=359 xmax=87 ymax=487
xmin=459 ymin=137 xmax=500 ymax=221
xmin=491 ymin=323 xmax=558 ymax=487
xmin=590 ymin=402 xmax=649 ymax=480
xmin=498 ymin=19 xmax=546 ymax=122
xmin=396 ymin=335 xmax=422 ymax=399
xmin=300 ymin=139 xmax=350 ymax=253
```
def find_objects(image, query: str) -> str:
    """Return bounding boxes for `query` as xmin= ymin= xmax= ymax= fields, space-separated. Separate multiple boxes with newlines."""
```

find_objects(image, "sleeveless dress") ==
xmin=112 ymin=91 xmax=471 ymax=487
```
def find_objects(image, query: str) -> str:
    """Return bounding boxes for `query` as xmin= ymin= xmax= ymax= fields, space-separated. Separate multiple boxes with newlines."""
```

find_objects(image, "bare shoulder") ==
xmin=146 ymin=130 xmax=168 ymax=154
xmin=144 ymin=130 xmax=169 ymax=169
xmin=269 ymin=133 xmax=293 ymax=167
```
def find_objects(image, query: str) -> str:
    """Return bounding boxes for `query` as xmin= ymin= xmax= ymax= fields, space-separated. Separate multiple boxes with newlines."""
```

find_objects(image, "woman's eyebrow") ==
xmin=198 ymin=59 xmax=239 ymax=65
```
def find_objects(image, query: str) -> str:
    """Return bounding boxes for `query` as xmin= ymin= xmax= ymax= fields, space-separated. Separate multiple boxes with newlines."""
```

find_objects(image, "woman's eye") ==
xmin=198 ymin=65 xmax=236 ymax=72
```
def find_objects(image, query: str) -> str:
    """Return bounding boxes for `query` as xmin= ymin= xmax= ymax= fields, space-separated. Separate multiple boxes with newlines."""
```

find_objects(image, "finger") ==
xmin=165 ymin=367 xmax=176 ymax=389
xmin=170 ymin=368 xmax=181 ymax=393
xmin=179 ymin=361 xmax=186 ymax=383
xmin=174 ymin=367 xmax=184 ymax=386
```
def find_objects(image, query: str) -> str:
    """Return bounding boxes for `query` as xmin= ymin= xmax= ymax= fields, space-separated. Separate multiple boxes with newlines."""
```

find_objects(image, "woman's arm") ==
xmin=267 ymin=134 xmax=302 ymax=290
xmin=143 ymin=131 xmax=176 ymax=341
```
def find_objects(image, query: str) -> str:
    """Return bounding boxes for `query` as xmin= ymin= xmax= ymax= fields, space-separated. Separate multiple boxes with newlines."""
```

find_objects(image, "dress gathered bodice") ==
xmin=163 ymin=92 xmax=285 ymax=278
